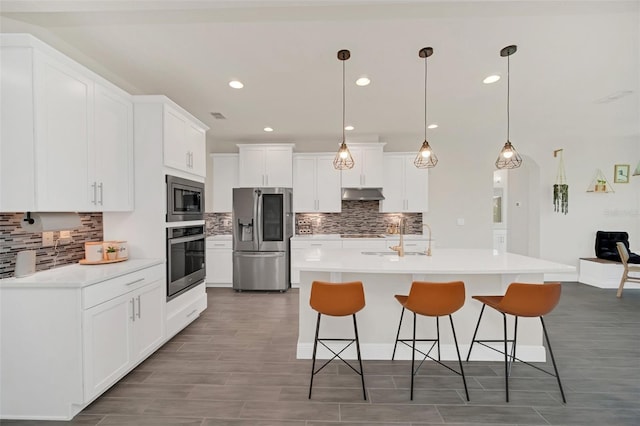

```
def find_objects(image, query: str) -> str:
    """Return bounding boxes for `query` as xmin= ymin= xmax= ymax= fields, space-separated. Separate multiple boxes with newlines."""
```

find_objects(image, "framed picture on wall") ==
xmin=614 ymin=164 xmax=630 ymax=183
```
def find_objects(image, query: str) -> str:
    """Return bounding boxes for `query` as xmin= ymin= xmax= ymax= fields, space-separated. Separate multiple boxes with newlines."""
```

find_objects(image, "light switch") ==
xmin=42 ymin=231 xmax=54 ymax=247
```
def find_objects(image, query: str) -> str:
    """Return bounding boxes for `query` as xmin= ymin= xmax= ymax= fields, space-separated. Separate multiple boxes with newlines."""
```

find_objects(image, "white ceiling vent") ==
xmin=210 ymin=112 xmax=226 ymax=119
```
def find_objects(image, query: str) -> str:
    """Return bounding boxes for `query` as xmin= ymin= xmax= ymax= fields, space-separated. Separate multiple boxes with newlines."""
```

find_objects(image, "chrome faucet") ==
xmin=423 ymin=223 xmax=432 ymax=256
xmin=390 ymin=217 xmax=407 ymax=257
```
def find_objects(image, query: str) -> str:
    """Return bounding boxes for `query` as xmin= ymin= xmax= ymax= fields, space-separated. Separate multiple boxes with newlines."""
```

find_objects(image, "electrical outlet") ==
xmin=42 ymin=231 xmax=54 ymax=247
xmin=58 ymin=230 xmax=73 ymax=245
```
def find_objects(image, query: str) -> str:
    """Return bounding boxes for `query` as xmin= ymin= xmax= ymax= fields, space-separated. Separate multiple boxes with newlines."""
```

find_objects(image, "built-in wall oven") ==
xmin=166 ymin=225 xmax=205 ymax=301
xmin=166 ymin=175 xmax=205 ymax=222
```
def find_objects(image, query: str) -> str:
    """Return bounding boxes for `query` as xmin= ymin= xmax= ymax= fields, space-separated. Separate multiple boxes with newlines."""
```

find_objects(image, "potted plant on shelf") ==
xmin=105 ymin=246 xmax=118 ymax=261
xmin=595 ymin=179 xmax=607 ymax=192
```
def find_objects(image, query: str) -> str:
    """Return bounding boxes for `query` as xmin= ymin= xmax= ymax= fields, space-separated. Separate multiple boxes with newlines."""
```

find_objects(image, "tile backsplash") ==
xmin=0 ymin=213 xmax=103 ymax=279
xmin=204 ymin=201 xmax=422 ymax=237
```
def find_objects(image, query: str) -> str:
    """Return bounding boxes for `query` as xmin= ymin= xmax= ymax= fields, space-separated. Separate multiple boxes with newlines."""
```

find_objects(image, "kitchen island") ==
xmin=292 ymin=248 xmax=575 ymax=362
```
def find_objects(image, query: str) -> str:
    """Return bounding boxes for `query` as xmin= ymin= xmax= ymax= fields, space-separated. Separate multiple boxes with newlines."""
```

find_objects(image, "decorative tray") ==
xmin=79 ymin=258 xmax=128 ymax=265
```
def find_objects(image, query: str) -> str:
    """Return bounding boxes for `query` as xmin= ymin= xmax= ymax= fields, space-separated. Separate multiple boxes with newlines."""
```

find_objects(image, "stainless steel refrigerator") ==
xmin=232 ymin=187 xmax=293 ymax=291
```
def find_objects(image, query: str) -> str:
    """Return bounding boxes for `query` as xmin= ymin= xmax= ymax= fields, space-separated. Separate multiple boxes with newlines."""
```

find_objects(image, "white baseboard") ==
xmin=545 ymin=272 xmax=578 ymax=282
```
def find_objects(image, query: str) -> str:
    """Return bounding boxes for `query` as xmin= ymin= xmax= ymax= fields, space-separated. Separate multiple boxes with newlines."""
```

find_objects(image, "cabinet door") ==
xmin=238 ymin=146 xmax=266 ymax=187
xmin=187 ymin=123 xmax=206 ymax=177
xmin=131 ymin=281 xmax=165 ymax=361
xmin=206 ymin=246 xmax=233 ymax=284
xmin=212 ymin=154 xmax=238 ymax=212
xmin=164 ymin=107 xmax=189 ymax=172
xmin=34 ymin=51 xmax=93 ymax=211
xmin=293 ymin=156 xmax=317 ymax=212
xmin=403 ymin=156 xmax=428 ymax=212
xmin=380 ymin=155 xmax=405 ymax=213
xmin=315 ymin=156 xmax=342 ymax=212
xmin=264 ymin=147 xmax=293 ymax=187
xmin=361 ymin=146 xmax=384 ymax=187
xmin=83 ymin=294 xmax=133 ymax=400
xmin=93 ymin=84 xmax=133 ymax=211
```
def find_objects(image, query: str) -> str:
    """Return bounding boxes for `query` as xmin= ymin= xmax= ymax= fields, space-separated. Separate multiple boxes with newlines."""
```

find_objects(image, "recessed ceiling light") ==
xmin=229 ymin=80 xmax=244 ymax=89
xmin=263 ymin=127 xmax=273 ymax=132
xmin=355 ymin=77 xmax=370 ymax=86
xmin=483 ymin=75 xmax=500 ymax=84
xmin=427 ymin=124 xmax=438 ymax=129
xmin=344 ymin=125 xmax=354 ymax=131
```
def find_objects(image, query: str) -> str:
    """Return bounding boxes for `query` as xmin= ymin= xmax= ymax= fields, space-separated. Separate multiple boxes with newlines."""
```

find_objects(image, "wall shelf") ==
xmin=586 ymin=169 xmax=614 ymax=193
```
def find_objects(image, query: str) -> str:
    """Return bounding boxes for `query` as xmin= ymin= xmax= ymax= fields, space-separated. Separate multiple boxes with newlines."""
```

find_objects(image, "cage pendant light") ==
xmin=333 ymin=49 xmax=355 ymax=170
xmin=414 ymin=47 xmax=438 ymax=169
xmin=495 ymin=45 xmax=523 ymax=169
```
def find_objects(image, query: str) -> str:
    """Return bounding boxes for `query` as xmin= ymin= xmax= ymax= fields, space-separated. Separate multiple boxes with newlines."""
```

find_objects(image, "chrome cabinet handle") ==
xmin=125 ymin=278 xmax=145 ymax=286
xmin=98 ymin=182 xmax=103 ymax=205
xmin=136 ymin=295 xmax=141 ymax=319
xmin=186 ymin=152 xmax=190 ymax=167
xmin=91 ymin=182 xmax=97 ymax=205
xmin=130 ymin=298 xmax=135 ymax=322
xmin=186 ymin=309 xmax=198 ymax=318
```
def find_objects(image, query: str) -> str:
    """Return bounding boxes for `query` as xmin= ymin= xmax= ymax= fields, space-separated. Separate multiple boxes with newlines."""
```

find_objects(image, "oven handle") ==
xmin=168 ymin=235 xmax=205 ymax=245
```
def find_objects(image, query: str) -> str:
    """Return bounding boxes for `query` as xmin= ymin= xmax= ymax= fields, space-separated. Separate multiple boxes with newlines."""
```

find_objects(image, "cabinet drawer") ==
xmin=291 ymin=240 xmax=342 ymax=249
xmin=83 ymin=264 xmax=164 ymax=309
xmin=206 ymin=240 xmax=232 ymax=249
xmin=166 ymin=284 xmax=207 ymax=338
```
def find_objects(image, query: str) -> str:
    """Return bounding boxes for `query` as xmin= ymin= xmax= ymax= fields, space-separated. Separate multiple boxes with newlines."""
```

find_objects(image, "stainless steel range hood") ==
xmin=341 ymin=188 xmax=385 ymax=201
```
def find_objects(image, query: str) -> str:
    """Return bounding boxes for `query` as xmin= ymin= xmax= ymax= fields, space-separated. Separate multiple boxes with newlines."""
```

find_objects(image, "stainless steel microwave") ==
xmin=166 ymin=175 xmax=205 ymax=222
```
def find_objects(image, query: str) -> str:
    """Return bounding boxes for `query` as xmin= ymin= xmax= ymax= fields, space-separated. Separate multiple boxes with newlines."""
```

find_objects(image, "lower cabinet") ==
xmin=206 ymin=239 xmax=233 ymax=286
xmin=82 ymin=279 xmax=164 ymax=400
xmin=0 ymin=261 xmax=166 ymax=420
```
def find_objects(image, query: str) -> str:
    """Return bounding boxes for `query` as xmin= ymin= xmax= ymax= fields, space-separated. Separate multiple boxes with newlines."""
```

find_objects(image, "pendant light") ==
xmin=495 ymin=45 xmax=523 ymax=169
xmin=414 ymin=47 xmax=438 ymax=168
xmin=333 ymin=49 xmax=355 ymax=170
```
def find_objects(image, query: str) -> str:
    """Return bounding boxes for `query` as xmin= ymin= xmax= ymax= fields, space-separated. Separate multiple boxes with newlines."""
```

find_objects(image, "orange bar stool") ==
xmin=309 ymin=280 xmax=366 ymax=400
xmin=466 ymin=282 xmax=566 ymax=403
xmin=391 ymin=281 xmax=469 ymax=401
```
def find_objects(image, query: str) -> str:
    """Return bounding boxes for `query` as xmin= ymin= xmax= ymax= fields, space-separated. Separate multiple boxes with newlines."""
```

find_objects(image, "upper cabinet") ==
xmin=0 ymin=34 xmax=133 ymax=212
xmin=293 ymin=154 xmax=341 ymax=213
xmin=211 ymin=153 xmax=238 ymax=213
xmin=237 ymin=144 xmax=294 ymax=187
xmin=340 ymin=143 xmax=385 ymax=188
xmin=380 ymin=153 xmax=429 ymax=213
xmin=164 ymin=106 xmax=207 ymax=177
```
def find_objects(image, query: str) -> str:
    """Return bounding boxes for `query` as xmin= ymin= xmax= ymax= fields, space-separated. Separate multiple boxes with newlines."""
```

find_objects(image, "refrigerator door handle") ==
xmin=236 ymin=252 xmax=283 ymax=258
xmin=255 ymin=190 xmax=262 ymax=251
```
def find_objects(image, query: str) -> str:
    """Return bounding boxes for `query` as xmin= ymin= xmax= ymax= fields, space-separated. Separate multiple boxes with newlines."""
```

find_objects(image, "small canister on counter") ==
xmin=85 ymin=242 xmax=103 ymax=262
xmin=114 ymin=240 xmax=129 ymax=259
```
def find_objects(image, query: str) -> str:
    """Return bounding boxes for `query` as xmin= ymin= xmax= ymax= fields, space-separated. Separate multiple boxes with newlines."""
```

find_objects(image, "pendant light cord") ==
xmin=507 ymin=53 xmax=510 ymax=142
xmin=424 ymin=55 xmax=428 ymax=141
xmin=342 ymin=58 xmax=346 ymax=143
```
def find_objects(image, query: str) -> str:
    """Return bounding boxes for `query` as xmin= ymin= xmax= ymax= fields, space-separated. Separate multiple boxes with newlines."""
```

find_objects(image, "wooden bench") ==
xmin=578 ymin=257 xmax=640 ymax=289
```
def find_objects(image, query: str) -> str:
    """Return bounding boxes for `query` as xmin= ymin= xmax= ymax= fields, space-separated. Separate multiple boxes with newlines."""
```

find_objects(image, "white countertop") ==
xmin=291 ymin=234 xmax=431 ymax=241
xmin=292 ymin=248 xmax=575 ymax=275
xmin=0 ymin=258 xmax=164 ymax=289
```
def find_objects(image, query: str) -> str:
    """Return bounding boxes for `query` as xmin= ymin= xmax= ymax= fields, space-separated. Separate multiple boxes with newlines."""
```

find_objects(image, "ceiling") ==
xmin=1 ymin=1 xmax=639 ymax=151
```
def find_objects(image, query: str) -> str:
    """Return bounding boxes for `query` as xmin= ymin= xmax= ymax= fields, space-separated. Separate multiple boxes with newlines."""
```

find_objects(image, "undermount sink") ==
xmin=361 ymin=251 xmax=426 ymax=256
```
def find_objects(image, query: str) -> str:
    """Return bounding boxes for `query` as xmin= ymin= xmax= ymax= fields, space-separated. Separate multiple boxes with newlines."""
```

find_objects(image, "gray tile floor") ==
xmin=4 ymin=283 xmax=639 ymax=425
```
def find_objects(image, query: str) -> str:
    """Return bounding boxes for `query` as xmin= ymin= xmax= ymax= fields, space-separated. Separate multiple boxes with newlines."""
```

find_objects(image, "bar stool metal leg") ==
xmin=466 ymin=304 xmax=486 ymax=361
xmin=436 ymin=317 xmax=441 ymax=361
xmin=541 ymin=317 xmax=567 ymax=403
xmin=352 ymin=314 xmax=367 ymax=400
xmin=309 ymin=312 xmax=321 ymax=399
xmin=449 ymin=315 xmax=470 ymax=401
xmin=392 ymin=307 xmax=405 ymax=360
xmin=503 ymin=313 xmax=509 ymax=402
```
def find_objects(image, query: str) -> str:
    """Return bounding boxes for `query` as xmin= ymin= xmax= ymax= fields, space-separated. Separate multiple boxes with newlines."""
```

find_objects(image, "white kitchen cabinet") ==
xmin=340 ymin=143 xmax=385 ymax=188
xmin=290 ymin=239 xmax=343 ymax=285
xmin=211 ymin=153 xmax=238 ymax=213
xmin=206 ymin=239 xmax=233 ymax=286
xmin=380 ymin=153 xmax=428 ymax=213
xmin=0 ymin=260 xmax=165 ymax=420
xmin=164 ymin=106 xmax=207 ymax=177
xmin=0 ymin=34 xmax=133 ymax=212
xmin=237 ymin=144 xmax=294 ymax=187
xmin=293 ymin=154 xmax=341 ymax=212
xmin=93 ymin=83 xmax=134 ymax=210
